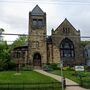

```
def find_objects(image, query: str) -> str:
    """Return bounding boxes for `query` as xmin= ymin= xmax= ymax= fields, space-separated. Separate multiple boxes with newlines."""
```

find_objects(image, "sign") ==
xmin=75 ymin=66 xmax=84 ymax=71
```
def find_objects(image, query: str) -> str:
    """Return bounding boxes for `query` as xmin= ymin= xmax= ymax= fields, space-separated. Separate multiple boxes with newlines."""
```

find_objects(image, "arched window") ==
xmin=60 ymin=38 xmax=75 ymax=58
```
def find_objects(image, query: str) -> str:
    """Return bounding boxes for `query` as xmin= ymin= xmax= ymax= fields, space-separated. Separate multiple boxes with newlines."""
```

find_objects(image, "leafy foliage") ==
xmin=63 ymin=66 xmax=74 ymax=71
xmin=81 ymin=41 xmax=90 ymax=47
xmin=51 ymin=70 xmax=90 ymax=89
xmin=43 ymin=63 xmax=60 ymax=71
xmin=0 ymin=41 xmax=11 ymax=70
xmin=10 ymin=35 xmax=27 ymax=50
xmin=85 ymin=66 xmax=90 ymax=71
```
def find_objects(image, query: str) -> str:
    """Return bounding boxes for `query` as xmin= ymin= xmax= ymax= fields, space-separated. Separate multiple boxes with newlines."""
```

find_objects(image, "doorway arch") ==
xmin=33 ymin=53 xmax=41 ymax=66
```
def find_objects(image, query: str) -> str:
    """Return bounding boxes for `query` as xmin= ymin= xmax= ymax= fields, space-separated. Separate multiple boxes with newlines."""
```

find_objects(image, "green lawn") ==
xmin=50 ymin=70 xmax=90 ymax=89
xmin=0 ymin=71 xmax=57 ymax=83
xmin=0 ymin=71 xmax=61 ymax=90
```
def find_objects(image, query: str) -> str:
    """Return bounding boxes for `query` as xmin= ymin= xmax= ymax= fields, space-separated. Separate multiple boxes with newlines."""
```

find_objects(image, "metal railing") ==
xmin=0 ymin=82 xmax=61 ymax=90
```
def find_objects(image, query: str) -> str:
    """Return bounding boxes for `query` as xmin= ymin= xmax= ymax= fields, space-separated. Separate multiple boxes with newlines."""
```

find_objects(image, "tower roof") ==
xmin=31 ymin=5 xmax=44 ymax=15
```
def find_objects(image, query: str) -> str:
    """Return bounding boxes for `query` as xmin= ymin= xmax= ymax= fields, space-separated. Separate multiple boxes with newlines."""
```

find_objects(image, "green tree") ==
xmin=0 ymin=41 xmax=10 ymax=70
xmin=10 ymin=35 xmax=27 ymax=50
xmin=81 ymin=41 xmax=90 ymax=47
xmin=0 ymin=29 xmax=17 ymax=70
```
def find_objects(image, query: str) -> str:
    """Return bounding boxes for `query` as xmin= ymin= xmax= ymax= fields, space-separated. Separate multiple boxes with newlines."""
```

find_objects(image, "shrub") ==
xmin=85 ymin=66 xmax=90 ymax=71
xmin=43 ymin=63 xmax=60 ymax=71
xmin=63 ymin=66 xmax=74 ymax=71
xmin=43 ymin=64 xmax=53 ymax=71
xmin=50 ymin=63 xmax=60 ymax=70
xmin=0 ymin=61 xmax=17 ymax=71
xmin=4 ymin=62 xmax=17 ymax=70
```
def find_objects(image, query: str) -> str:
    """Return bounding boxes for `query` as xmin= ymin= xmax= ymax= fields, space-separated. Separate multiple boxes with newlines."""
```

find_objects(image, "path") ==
xmin=35 ymin=69 xmax=89 ymax=90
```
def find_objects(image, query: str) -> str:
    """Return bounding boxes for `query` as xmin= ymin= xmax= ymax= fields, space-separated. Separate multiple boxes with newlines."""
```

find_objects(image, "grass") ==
xmin=50 ymin=70 xmax=90 ymax=89
xmin=0 ymin=71 xmax=61 ymax=90
xmin=0 ymin=71 xmax=58 ymax=83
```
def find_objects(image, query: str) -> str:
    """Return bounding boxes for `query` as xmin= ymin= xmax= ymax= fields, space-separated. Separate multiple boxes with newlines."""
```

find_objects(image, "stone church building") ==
xmin=12 ymin=5 xmax=85 ymax=68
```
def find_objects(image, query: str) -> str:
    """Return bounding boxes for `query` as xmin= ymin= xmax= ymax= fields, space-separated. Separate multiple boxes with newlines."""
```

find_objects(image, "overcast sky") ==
xmin=0 ymin=0 xmax=90 ymax=43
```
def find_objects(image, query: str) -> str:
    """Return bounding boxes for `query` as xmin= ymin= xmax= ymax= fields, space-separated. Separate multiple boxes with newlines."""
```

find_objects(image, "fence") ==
xmin=0 ymin=82 xmax=61 ymax=90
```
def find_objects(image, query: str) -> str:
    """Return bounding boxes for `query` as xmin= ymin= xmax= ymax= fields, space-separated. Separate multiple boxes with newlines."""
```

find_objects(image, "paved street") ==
xmin=35 ymin=70 xmax=89 ymax=90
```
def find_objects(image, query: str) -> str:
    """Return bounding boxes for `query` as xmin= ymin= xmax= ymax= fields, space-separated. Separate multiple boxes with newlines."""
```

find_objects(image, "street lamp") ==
xmin=59 ymin=48 xmax=64 ymax=90
xmin=60 ymin=58 xmax=64 ymax=90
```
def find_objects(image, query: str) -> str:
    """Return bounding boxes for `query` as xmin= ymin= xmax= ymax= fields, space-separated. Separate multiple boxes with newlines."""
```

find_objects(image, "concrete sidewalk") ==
xmin=35 ymin=69 xmax=89 ymax=90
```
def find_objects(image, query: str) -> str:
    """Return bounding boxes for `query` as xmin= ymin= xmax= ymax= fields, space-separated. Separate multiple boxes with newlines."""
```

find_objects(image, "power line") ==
xmin=0 ymin=0 xmax=90 ymax=3
xmin=2 ymin=33 xmax=28 ymax=36
xmin=1 ymin=33 xmax=90 ymax=38
xmin=1 ymin=33 xmax=90 ymax=44
xmin=0 ymin=0 xmax=90 ymax=5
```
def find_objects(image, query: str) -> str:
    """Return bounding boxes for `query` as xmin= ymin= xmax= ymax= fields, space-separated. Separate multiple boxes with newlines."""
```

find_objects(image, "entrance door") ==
xmin=33 ymin=53 xmax=41 ymax=66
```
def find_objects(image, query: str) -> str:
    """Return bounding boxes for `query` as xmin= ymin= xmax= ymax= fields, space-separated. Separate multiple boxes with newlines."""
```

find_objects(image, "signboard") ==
xmin=75 ymin=66 xmax=84 ymax=71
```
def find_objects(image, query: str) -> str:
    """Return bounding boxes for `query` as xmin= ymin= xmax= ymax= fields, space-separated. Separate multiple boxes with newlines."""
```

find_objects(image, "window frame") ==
xmin=60 ymin=38 xmax=75 ymax=58
xmin=32 ymin=18 xmax=43 ymax=28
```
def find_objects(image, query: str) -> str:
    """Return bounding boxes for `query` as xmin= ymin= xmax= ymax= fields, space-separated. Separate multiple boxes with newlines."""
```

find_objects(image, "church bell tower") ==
xmin=28 ymin=5 xmax=47 ymax=68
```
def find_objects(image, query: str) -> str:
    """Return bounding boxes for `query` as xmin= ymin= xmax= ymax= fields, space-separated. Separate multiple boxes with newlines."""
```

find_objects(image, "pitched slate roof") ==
xmin=31 ymin=5 xmax=44 ymax=15
xmin=13 ymin=42 xmax=28 ymax=50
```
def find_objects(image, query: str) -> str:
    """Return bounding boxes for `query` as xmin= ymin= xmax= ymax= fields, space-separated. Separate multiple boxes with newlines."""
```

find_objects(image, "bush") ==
xmin=63 ymin=66 xmax=74 ymax=71
xmin=43 ymin=64 xmax=53 ymax=71
xmin=4 ymin=62 xmax=17 ymax=70
xmin=43 ymin=63 xmax=60 ymax=71
xmin=0 ymin=61 xmax=17 ymax=71
xmin=50 ymin=63 xmax=60 ymax=70
xmin=85 ymin=66 xmax=90 ymax=71
xmin=7 ymin=62 xmax=17 ymax=70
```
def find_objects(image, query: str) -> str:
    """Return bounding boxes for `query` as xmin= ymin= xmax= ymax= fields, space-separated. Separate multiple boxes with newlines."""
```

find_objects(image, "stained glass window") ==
xmin=60 ymin=38 xmax=74 ymax=57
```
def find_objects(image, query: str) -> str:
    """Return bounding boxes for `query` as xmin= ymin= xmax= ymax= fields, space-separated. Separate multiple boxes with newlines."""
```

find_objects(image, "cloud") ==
xmin=0 ymin=0 xmax=90 ymax=43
